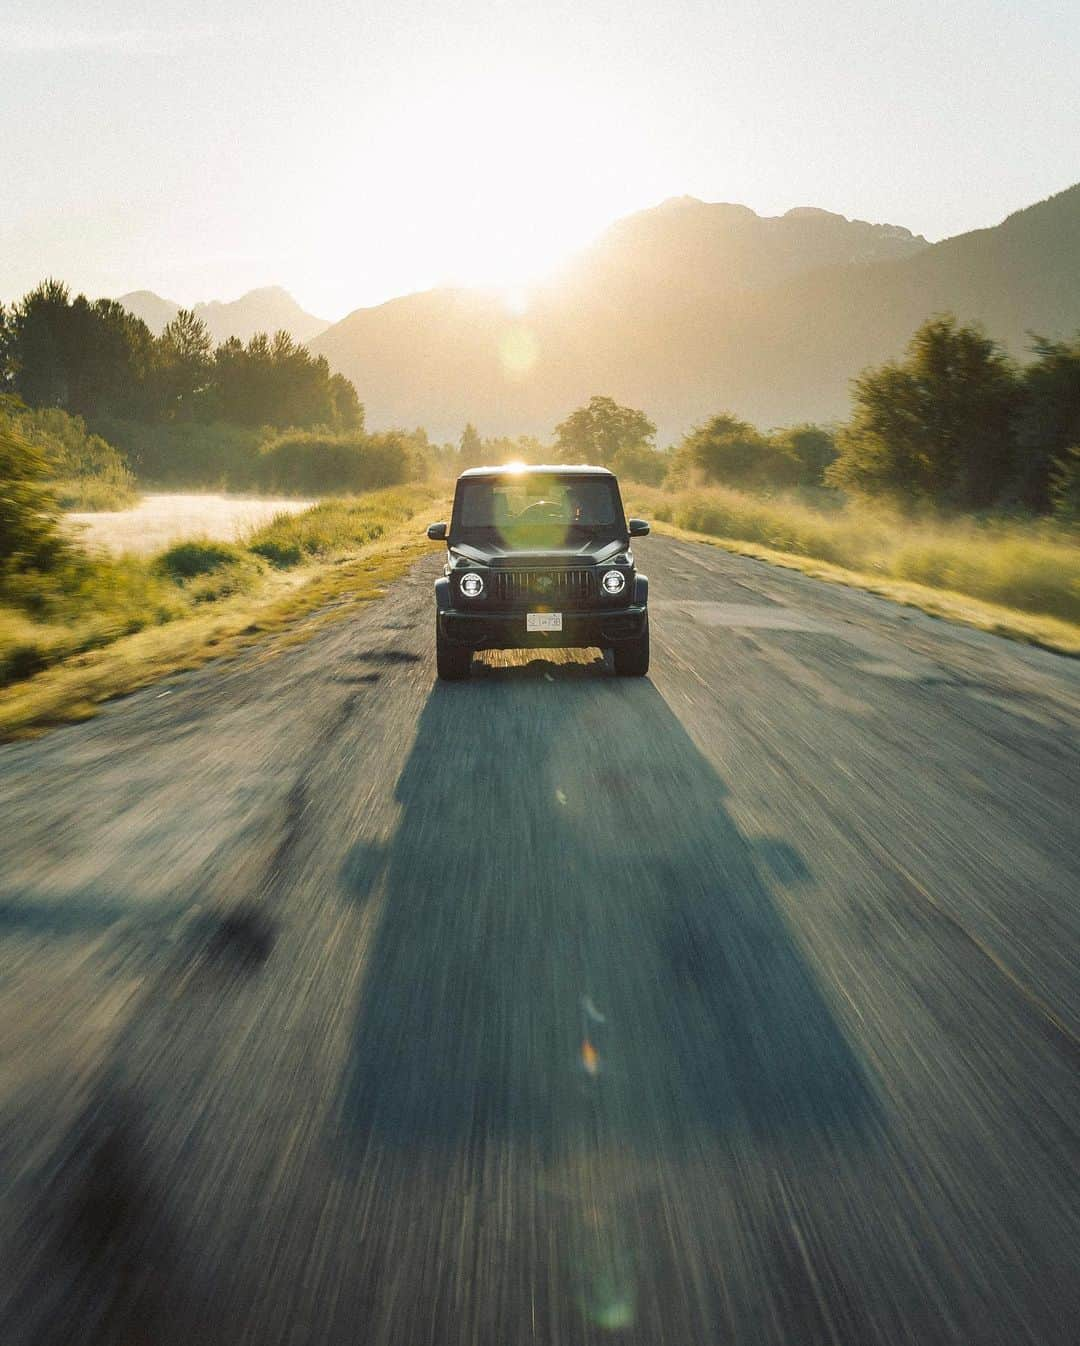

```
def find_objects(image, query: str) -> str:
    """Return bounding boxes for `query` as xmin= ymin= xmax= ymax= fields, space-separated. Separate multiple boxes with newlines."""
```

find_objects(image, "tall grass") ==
xmin=52 ymin=476 xmax=138 ymax=511
xmin=246 ymin=489 xmax=436 ymax=566
xmin=12 ymin=405 xmax=139 ymax=510
xmin=0 ymin=555 xmax=184 ymax=682
xmin=0 ymin=486 xmax=439 ymax=687
xmin=630 ymin=482 xmax=1080 ymax=625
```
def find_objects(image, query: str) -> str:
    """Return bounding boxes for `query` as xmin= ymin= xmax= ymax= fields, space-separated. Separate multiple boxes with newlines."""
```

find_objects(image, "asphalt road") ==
xmin=0 ymin=533 xmax=1077 ymax=1346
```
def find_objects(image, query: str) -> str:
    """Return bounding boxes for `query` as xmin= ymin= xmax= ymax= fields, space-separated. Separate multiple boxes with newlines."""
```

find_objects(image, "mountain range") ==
xmin=308 ymin=184 xmax=1080 ymax=443
xmin=113 ymin=184 xmax=1080 ymax=443
xmin=116 ymin=285 xmax=329 ymax=346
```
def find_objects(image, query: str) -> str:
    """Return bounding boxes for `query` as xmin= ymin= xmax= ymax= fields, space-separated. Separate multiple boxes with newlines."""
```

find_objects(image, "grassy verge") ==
xmin=54 ymin=476 xmax=141 ymax=511
xmin=0 ymin=487 xmax=444 ymax=739
xmin=626 ymin=483 xmax=1080 ymax=656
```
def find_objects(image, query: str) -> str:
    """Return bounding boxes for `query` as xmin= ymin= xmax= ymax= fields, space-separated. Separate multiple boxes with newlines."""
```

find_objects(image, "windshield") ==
xmin=452 ymin=475 xmax=625 ymax=545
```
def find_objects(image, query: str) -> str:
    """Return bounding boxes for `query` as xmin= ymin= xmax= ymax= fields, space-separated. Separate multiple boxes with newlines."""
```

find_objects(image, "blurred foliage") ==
xmin=257 ymin=430 xmax=416 ymax=494
xmin=3 ymin=400 xmax=138 ymax=509
xmin=98 ymin=418 xmax=263 ymax=489
xmin=0 ymin=486 xmax=437 ymax=686
xmin=455 ymin=428 xmax=549 ymax=470
xmin=0 ymin=415 xmax=67 ymax=575
xmin=633 ymin=480 xmax=1080 ymax=624
xmin=1050 ymin=445 xmax=1080 ymax=525
xmin=1012 ymin=336 xmax=1080 ymax=513
xmin=247 ymin=489 xmax=435 ymax=568
xmin=553 ymin=396 xmax=656 ymax=467
xmin=671 ymin=414 xmax=796 ymax=490
xmin=610 ymin=441 xmax=670 ymax=485
xmin=156 ymin=538 xmax=250 ymax=581
xmin=828 ymin=316 xmax=1019 ymax=508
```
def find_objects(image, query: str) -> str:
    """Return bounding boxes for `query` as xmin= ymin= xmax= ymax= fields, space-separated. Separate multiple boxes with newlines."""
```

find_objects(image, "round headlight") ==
xmin=602 ymin=569 xmax=626 ymax=595
xmin=460 ymin=572 xmax=485 ymax=598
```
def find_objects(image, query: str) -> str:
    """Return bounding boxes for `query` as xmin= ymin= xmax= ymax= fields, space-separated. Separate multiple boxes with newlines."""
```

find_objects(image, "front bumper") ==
xmin=438 ymin=604 xmax=647 ymax=650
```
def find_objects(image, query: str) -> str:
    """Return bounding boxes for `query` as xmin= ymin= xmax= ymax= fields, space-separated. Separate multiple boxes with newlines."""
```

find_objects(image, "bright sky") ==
xmin=2 ymin=0 xmax=1078 ymax=320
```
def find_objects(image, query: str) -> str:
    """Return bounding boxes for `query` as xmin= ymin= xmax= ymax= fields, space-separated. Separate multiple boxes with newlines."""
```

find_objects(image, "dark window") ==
xmin=455 ymin=476 xmax=622 ymax=535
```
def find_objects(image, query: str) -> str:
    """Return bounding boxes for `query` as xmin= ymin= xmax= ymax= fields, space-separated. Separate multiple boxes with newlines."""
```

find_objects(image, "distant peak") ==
xmin=783 ymin=206 xmax=845 ymax=221
xmin=657 ymin=197 xmax=758 ymax=219
xmin=241 ymin=285 xmax=294 ymax=300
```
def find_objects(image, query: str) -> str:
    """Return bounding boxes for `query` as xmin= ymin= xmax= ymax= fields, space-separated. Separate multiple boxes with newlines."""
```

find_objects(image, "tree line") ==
xmin=450 ymin=317 xmax=1079 ymax=518
xmin=0 ymin=279 xmax=362 ymax=431
xmin=673 ymin=317 xmax=1079 ymax=515
xmin=3 ymin=282 xmax=1076 ymax=519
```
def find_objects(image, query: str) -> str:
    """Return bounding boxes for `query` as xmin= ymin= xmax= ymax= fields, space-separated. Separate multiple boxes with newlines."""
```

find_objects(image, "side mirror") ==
xmin=426 ymin=521 xmax=448 ymax=541
xmin=628 ymin=518 xmax=650 ymax=537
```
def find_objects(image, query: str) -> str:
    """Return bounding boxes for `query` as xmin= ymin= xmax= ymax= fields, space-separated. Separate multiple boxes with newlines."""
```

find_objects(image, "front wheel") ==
xmin=436 ymin=626 xmax=471 ymax=680
xmin=612 ymin=617 xmax=649 ymax=676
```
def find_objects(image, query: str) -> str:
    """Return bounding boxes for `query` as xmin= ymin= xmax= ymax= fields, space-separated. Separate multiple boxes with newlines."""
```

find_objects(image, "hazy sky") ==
xmin=3 ymin=0 xmax=1078 ymax=320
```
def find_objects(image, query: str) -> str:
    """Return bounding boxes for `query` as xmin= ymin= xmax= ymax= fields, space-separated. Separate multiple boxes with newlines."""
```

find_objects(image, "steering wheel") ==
xmin=518 ymin=499 xmax=565 ymax=521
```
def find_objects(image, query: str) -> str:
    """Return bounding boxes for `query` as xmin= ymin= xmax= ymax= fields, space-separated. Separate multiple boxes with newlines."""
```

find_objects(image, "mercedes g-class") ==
xmin=426 ymin=465 xmax=650 ymax=680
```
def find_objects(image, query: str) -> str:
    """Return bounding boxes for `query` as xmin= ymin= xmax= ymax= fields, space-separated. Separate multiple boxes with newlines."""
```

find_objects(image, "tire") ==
xmin=613 ymin=617 xmax=650 ymax=676
xmin=436 ymin=626 xmax=471 ymax=680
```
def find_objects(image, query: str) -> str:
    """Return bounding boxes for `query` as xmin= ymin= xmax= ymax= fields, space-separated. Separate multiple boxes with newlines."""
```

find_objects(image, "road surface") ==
xmin=0 ymin=533 xmax=1077 ymax=1345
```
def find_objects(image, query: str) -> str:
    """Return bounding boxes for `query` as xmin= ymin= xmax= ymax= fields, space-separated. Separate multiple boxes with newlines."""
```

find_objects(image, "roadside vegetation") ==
xmin=534 ymin=320 xmax=1080 ymax=640
xmin=630 ymin=482 xmax=1079 ymax=629
xmin=0 ymin=397 xmax=138 ymax=510
xmin=0 ymin=415 xmax=438 ymax=701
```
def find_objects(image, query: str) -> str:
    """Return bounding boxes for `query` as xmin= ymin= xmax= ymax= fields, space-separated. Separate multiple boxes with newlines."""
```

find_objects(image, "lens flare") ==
xmin=499 ymin=325 xmax=539 ymax=377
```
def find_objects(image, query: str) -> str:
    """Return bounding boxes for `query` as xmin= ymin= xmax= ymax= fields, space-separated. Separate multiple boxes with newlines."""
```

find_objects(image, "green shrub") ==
xmin=156 ymin=539 xmax=249 ymax=580
xmin=248 ymin=537 xmax=304 ymax=568
xmin=257 ymin=430 xmax=412 ymax=495
xmin=153 ymin=539 xmax=264 ymax=603
xmin=670 ymin=413 xmax=803 ymax=490
xmin=0 ymin=417 xmax=68 ymax=575
xmin=99 ymin=418 xmax=264 ymax=489
xmin=611 ymin=442 xmax=670 ymax=486
xmin=12 ymin=405 xmax=138 ymax=509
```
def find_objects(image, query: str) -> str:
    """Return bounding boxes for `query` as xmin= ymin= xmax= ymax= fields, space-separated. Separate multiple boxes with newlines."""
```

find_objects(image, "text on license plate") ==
xmin=527 ymin=612 xmax=563 ymax=632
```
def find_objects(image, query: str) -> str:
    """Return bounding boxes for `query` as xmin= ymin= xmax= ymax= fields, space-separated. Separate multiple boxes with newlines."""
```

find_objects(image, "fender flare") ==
xmin=434 ymin=577 xmax=452 ymax=611
xmin=634 ymin=573 xmax=649 ymax=607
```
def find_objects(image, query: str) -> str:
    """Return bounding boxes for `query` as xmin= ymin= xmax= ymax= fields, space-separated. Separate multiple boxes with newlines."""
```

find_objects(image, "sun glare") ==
xmin=499 ymin=326 xmax=539 ymax=378
xmin=318 ymin=68 xmax=638 ymax=308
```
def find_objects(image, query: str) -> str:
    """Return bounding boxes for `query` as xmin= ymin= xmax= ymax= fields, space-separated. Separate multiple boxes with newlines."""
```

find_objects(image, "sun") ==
xmin=311 ymin=63 xmax=651 ymax=315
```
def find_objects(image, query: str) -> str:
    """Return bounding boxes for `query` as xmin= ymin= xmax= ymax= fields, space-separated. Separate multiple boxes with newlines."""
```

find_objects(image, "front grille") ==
xmin=487 ymin=568 xmax=596 ymax=608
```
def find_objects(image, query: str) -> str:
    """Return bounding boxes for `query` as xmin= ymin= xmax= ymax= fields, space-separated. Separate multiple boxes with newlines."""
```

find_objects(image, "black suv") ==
xmin=426 ymin=465 xmax=650 ymax=680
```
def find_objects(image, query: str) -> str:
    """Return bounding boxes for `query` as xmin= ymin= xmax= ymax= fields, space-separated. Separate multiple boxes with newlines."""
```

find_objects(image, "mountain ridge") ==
xmin=116 ymin=285 xmax=330 ymax=345
xmin=309 ymin=184 xmax=1080 ymax=442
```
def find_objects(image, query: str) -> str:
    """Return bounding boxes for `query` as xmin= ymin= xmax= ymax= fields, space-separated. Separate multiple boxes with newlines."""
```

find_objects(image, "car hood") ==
xmin=450 ymin=537 xmax=627 ymax=566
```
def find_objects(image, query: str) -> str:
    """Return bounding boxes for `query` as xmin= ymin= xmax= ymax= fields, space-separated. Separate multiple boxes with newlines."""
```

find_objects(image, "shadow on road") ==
xmin=340 ymin=658 xmax=878 ymax=1156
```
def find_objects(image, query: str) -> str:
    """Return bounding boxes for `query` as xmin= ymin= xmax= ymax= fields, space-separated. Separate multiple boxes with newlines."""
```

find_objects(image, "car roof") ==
xmin=456 ymin=464 xmax=614 ymax=479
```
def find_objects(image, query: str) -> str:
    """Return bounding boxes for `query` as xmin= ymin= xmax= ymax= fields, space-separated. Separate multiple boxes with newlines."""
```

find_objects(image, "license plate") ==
xmin=527 ymin=612 xmax=563 ymax=632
